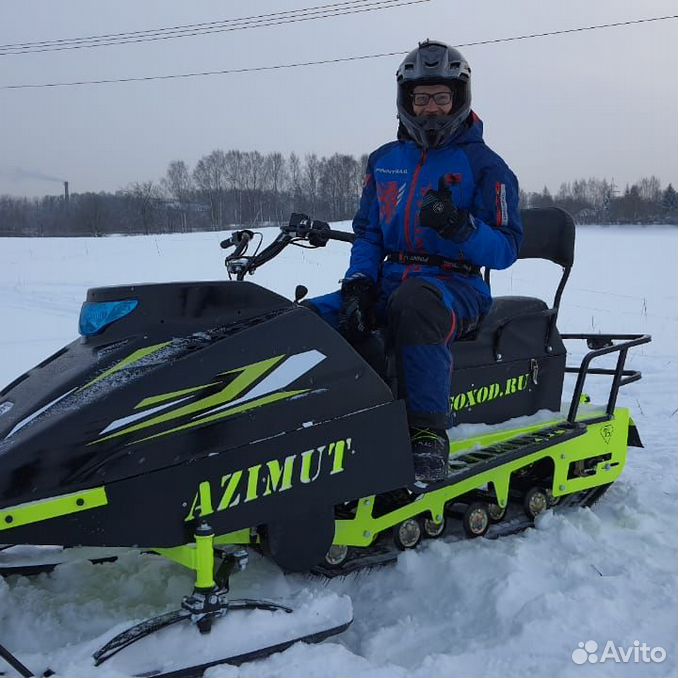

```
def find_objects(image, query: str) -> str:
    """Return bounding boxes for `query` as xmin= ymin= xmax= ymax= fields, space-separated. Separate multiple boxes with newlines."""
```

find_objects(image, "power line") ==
xmin=2 ymin=14 xmax=675 ymax=90
xmin=455 ymin=13 xmax=678 ymax=48
xmin=0 ymin=0 xmax=372 ymax=48
xmin=0 ymin=0 xmax=422 ymax=55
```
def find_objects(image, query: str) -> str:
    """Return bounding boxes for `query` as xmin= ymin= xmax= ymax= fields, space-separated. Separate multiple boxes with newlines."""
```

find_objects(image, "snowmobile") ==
xmin=0 ymin=207 xmax=649 ymax=677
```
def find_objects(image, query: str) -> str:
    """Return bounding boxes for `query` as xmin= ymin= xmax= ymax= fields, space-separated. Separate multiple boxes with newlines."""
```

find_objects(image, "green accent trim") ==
xmin=195 ymin=531 xmax=215 ymax=589
xmin=332 ymin=410 xmax=632 ymax=548
xmin=81 ymin=342 xmax=172 ymax=390
xmin=135 ymin=382 xmax=220 ymax=409
xmin=90 ymin=354 xmax=288 ymax=445
xmin=152 ymin=409 xmax=633 ymax=570
xmin=155 ymin=529 xmax=252 ymax=572
xmin=0 ymin=487 xmax=108 ymax=531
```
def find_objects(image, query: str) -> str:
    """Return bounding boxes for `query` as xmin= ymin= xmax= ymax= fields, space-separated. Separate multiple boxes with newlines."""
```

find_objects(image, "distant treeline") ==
xmin=521 ymin=176 xmax=677 ymax=226
xmin=0 ymin=150 xmax=675 ymax=236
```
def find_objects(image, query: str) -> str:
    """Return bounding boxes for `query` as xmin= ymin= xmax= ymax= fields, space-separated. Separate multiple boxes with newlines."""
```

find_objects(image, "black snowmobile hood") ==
xmin=0 ymin=279 xmax=402 ymax=506
xmin=0 ymin=280 xmax=292 ymax=442
xmin=0 ymin=281 xmax=308 ymax=503
xmin=0 ymin=279 xmax=414 ymax=547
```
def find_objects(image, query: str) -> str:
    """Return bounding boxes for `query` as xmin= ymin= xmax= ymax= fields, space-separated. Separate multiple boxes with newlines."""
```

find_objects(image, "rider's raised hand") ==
xmin=419 ymin=175 xmax=477 ymax=243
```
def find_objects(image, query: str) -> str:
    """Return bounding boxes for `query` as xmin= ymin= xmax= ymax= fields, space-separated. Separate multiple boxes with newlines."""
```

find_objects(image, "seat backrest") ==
xmin=518 ymin=207 xmax=575 ymax=268
xmin=483 ymin=206 xmax=575 ymax=316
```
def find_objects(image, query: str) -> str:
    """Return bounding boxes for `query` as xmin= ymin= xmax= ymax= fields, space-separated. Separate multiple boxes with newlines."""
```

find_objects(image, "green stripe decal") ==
xmin=90 ymin=354 xmax=288 ymax=445
xmin=0 ymin=487 xmax=108 ymax=531
xmin=132 ymin=388 xmax=308 ymax=445
xmin=81 ymin=341 xmax=172 ymax=391
xmin=135 ymin=382 xmax=220 ymax=409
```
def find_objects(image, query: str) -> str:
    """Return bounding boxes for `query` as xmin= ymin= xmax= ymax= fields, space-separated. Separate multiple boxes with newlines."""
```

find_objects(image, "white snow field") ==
xmin=0 ymin=223 xmax=676 ymax=677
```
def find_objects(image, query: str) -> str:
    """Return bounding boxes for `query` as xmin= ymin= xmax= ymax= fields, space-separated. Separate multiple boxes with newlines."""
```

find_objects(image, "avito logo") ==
xmin=571 ymin=640 xmax=666 ymax=665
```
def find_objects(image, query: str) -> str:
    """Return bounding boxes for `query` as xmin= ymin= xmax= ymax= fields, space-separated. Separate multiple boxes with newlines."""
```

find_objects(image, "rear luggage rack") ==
xmin=562 ymin=333 xmax=651 ymax=423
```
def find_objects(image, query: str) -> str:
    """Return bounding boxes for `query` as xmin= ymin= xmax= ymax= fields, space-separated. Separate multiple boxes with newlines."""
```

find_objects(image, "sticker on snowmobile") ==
xmin=0 ymin=401 xmax=13 ymax=417
xmin=600 ymin=424 xmax=614 ymax=444
xmin=80 ymin=341 xmax=173 ymax=391
xmin=451 ymin=372 xmax=530 ymax=412
xmin=4 ymin=388 xmax=78 ymax=439
xmin=89 ymin=349 xmax=326 ymax=446
xmin=184 ymin=437 xmax=352 ymax=521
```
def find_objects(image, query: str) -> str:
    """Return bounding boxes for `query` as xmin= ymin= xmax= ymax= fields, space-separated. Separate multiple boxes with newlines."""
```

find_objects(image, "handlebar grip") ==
xmin=220 ymin=229 xmax=253 ymax=249
xmin=327 ymin=230 xmax=355 ymax=244
xmin=283 ymin=213 xmax=355 ymax=244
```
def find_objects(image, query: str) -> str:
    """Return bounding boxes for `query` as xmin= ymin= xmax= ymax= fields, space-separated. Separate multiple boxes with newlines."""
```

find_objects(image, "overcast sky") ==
xmin=1 ymin=0 xmax=676 ymax=198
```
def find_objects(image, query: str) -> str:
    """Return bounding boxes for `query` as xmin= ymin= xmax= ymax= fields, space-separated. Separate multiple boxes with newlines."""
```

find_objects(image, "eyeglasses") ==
xmin=412 ymin=92 xmax=452 ymax=106
xmin=411 ymin=91 xmax=453 ymax=106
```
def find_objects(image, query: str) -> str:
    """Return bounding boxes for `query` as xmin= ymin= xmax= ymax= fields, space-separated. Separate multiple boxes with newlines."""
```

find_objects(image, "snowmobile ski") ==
xmin=93 ymin=595 xmax=295 ymax=666
xmin=92 ymin=593 xmax=353 ymax=678
xmin=133 ymin=618 xmax=353 ymax=678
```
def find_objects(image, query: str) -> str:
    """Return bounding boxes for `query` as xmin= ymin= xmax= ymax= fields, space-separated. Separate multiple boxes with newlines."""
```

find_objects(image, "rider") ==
xmin=307 ymin=39 xmax=523 ymax=482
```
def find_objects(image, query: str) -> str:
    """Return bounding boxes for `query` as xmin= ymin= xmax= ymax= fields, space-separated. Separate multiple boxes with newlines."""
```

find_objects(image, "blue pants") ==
xmin=308 ymin=273 xmax=489 ymax=429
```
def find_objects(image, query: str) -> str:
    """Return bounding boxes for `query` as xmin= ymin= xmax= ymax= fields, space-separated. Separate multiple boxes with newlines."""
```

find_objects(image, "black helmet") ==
xmin=396 ymin=39 xmax=472 ymax=148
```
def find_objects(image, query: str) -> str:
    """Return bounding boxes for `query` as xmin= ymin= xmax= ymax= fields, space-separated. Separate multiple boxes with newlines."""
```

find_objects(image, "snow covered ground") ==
xmin=0 ymin=224 xmax=676 ymax=677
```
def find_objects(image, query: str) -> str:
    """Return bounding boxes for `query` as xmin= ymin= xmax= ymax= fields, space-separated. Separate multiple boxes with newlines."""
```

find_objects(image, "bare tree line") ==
xmin=521 ymin=176 xmax=677 ymax=225
xmin=0 ymin=150 xmax=675 ymax=236
xmin=0 ymin=150 xmax=367 ymax=237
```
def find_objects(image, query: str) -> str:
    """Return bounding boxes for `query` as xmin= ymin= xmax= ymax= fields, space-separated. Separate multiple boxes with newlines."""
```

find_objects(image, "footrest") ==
xmin=409 ymin=423 xmax=586 ymax=495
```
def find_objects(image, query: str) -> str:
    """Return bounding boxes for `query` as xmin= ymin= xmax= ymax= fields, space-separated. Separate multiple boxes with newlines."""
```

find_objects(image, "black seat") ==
xmin=479 ymin=296 xmax=548 ymax=332
xmin=454 ymin=207 xmax=575 ymax=365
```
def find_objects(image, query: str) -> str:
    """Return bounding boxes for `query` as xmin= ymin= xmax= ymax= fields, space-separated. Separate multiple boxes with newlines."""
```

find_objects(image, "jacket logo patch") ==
xmin=378 ymin=181 xmax=403 ymax=225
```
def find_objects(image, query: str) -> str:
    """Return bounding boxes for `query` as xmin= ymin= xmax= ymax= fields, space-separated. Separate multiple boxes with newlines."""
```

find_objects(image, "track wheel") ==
xmin=423 ymin=514 xmax=446 ymax=538
xmin=523 ymin=487 xmax=549 ymax=519
xmin=488 ymin=502 xmax=507 ymax=523
xmin=462 ymin=502 xmax=490 ymax=538
xmin=393 ymin=518 xmax=422 ymax=550
xmin=324 ymin=544 xmax=349 ymax=567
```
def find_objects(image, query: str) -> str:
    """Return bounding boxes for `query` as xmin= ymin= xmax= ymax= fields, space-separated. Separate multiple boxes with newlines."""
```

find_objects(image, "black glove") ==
xmin=339 ymin=275 xmax=376 ymax=342
xmin=420 ymin=176 xmax=477 ymax=243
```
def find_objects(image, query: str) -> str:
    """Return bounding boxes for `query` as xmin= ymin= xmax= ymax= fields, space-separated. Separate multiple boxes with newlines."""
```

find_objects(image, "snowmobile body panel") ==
xmin=450 ymin=295 xmax=566 ymax=425
xmin=152 ymin=407 xmax=629 ymax=553
xmin=0 ymin=400 xmax=411 ymax=547
xmin=0 ymin=281 xmax=414 ymax=546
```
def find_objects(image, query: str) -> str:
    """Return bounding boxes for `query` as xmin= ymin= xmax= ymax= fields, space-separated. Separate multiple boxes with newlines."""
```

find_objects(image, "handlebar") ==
xmin=282 ymin=213 xmax=356 ymax=245
xmin=222 ymin=213 xmax=354 ymax=280
xmin=220 ymin=229 xmax=254 ymax=257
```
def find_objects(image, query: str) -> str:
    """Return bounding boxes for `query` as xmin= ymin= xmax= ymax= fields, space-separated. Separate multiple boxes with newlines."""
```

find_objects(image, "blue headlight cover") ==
xmin=79 ymin=299 xmax=139 ymax=336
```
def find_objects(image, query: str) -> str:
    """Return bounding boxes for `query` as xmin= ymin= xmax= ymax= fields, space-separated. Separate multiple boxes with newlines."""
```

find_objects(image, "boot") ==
xmin=410 ymin=427 xmax=449 ymax=483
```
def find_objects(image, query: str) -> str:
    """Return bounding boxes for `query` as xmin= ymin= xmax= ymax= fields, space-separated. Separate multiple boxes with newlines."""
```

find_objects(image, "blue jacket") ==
xmin=345 ymin=112 xmax=523 ymax=301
